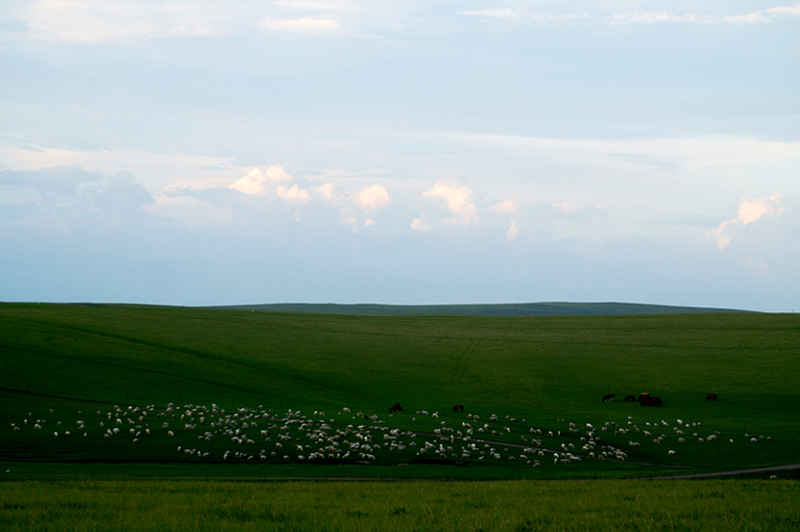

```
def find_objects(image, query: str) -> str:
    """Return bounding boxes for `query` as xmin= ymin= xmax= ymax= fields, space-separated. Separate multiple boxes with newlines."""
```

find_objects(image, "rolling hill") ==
xmin=214 ymin=301 xmax=751 ymax=316
xmin=0 ymin=302 xmax=796 ymax=480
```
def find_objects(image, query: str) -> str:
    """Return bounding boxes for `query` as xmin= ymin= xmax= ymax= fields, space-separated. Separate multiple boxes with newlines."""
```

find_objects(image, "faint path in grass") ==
xmin=641 ymin=463 xmax=800 ymax=480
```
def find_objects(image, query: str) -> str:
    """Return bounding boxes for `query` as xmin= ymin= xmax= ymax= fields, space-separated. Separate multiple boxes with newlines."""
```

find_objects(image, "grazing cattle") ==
xmin=602 ymin=393 xmax=616 ymax=402
xmin=706 ymin=393 xmax=718 ymax=400
xmin=389 ymin=403 xmax=403 ymax=414
xmin=637 ymin=393 xmax=651 ymax=403
xmin=624 ymin=395 xmax=637 ymax=402
xmin=452 ymin=404 xmax=464 ymax=412
xmin=640 ymin=396 xmax=663 ymax=407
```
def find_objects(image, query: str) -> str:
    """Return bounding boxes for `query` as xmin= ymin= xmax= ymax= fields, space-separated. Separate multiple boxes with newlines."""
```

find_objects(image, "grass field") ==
xmin=1 ymin=303 xmax=799 ymax=479
xmin=1 ymin=479 xmax=798 ymax=531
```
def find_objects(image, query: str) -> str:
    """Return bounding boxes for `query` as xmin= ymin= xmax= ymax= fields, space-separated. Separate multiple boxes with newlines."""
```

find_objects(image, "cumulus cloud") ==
xmin=276 ymin=183 xmax=311 ymax=203
xmin=92 ymin=171 xmax=154 ymax=212
xmin=0 ymin=165 xmax=152 ymax=211
xmin=490 ymin=200 xmax=519 ymax=215
xmin=0 ymin=166 xmax=156 ymax=236
xmin=317 ymin=183 xmax=336 ymax=201
xmin=709 ymin=193 xmax=789 ymax=249
xmin=356 ymin=184 xmax=391 ymax=211
xmin=422 ymin=182 xmax=479 ymax=226
xmin=228 ymin=165 xmax=293 ymax=196
xmin=316 ymin=182 xmax=392 ymax=230
xmin=316 ymin=182 xmax=336 ymax=200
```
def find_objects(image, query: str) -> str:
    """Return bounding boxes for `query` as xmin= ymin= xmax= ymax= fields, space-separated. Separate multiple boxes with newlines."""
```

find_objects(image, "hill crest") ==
xmin=213 ymin=301 xmax=750 ymax=316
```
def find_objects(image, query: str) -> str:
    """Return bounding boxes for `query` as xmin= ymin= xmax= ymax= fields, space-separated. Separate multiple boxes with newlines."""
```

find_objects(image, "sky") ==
xmin=1 ymin=1 xmax=799 ymax=310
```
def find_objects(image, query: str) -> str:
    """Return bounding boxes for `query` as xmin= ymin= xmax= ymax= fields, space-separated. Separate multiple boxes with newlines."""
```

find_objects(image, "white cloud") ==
xmin=458 ymin=9 xmax=516 ymax=20
xmin=18 ymin=0 xmax=221 ymax=42
xmin=356 ymin=184 xmax=391 ymax=211
xmin=316 ymin=182 xmax=336 ymax=200
xmin=609 ymin=12 xmax=718 ymax=24
xmin=737 ymin=194 xmax=787 ymax=225
xmin=723 ymin=13 xmax=772 ymax=24
xmin=276 ymin=183 xmax=311 ymax=202
xmin=260 ymin=16 xmax=340 ymax=32
xmin=316 ymin=182 xmax=390 ymax=230
xmin=229 ymin=169 xmax=267 ymax=196
xmin=458 ymin=8 xmax=588 ymax=23
xmin=422 ymin=182 xmax=479 ymax=225
xmin=766 ymin=3 xmax=800 ymax=15
xmin=228 ymin=165 xmax=293 ymax=196
xmin=552 ymin=200 xmax=584 ymax=215
xmin=438 ymin=133 xmax=800 ymax=183
xmin=1 ymin=144 xmax=240 ymax=193
xmin=411 ymin=215 xmax=431 ymax=232
xmin=273 ymin=1 xmax=354 ymax=10
xmin=608 ymin=3 xmax=800 ymax=25
xmin=709 ymin=193 xmax=789 ymax=249
xmin=490 ymin=199 xmax=519 ymax=215
xmin=506 ymin=219 xmax=518 ymax=241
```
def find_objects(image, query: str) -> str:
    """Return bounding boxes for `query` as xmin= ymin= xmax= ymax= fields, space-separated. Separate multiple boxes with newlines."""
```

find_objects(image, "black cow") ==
xmin=706 ymin=393 xmax=718 ymax=400
xmin=452 ymin=404 xmax=464 ymax=412
xmin=602 ymin=393 xmax=616 ymax=402
xmin=624 ymin=395 xmax=637 ymax=402
xmin=389 ymin=403 xmax=403 ymax=414
xmin=640 ymin=396 xmax=663 ymax=407
xmin=637 ymin=393 xmax=651 ymax=403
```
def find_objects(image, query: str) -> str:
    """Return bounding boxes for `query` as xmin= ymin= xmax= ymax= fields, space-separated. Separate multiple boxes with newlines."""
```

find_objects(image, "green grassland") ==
xmin=1 ymin=479 xmax=799 ymax=531
xmin=1 ymin=303 xmax=799 ymax=480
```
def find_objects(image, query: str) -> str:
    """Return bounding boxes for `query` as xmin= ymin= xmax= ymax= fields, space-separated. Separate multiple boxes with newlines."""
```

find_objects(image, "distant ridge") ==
xmin=215 ymin=302 xmax=750 ymax=316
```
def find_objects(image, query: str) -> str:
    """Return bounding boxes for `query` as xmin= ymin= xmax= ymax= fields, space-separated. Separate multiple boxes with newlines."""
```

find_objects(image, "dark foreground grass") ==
xmin=1 ymin=479 xmax=798 ymax=531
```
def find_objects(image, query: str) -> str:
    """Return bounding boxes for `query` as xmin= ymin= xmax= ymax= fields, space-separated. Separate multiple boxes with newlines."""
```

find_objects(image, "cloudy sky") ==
xmin=1 ymin=1 xmax=799 ymax=310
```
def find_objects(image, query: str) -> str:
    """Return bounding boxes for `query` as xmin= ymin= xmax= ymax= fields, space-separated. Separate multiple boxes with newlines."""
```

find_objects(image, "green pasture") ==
xmin=1 ymin=479 xmax=798 ymax=531
xmin=1 ymin=303 xmax=799 ymax=479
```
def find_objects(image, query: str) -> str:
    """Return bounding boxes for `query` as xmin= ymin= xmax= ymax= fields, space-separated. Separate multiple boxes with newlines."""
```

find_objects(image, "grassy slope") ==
xmin=1 ymin=303 xmax=798 ymax=478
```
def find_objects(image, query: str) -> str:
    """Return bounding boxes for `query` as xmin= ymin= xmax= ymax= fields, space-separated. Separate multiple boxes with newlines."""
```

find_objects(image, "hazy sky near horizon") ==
xmin=1 ymin=1 xmax=799 ymax=310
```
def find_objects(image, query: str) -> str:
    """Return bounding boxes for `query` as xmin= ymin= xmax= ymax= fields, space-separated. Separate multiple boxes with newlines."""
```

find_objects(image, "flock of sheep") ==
xmin=7 ymin=402 xmax=771 ymax=468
